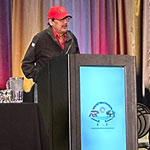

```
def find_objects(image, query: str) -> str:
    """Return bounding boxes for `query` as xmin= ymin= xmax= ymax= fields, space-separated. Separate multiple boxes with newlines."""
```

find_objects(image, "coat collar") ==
xmin=47 ymin=26 xmax=72 ymax=42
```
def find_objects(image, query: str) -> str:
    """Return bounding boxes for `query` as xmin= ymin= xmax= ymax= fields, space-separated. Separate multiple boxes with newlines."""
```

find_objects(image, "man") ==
xmin=22 ymin=5 xmax=80 ymax=82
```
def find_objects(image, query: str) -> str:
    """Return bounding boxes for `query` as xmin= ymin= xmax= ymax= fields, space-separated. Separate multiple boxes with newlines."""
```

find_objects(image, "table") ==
xmin=0 ymin=103 xmax=49 ymax=150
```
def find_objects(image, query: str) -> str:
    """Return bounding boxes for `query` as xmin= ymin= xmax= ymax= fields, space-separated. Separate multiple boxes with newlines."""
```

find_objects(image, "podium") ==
xmin=37 ymin=54 xmax=137 ymax=150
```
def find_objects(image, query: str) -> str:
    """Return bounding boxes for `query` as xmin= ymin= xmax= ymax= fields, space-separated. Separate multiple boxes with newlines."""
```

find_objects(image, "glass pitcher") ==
xmin=6 ymin=77 xmax=24 ymax=103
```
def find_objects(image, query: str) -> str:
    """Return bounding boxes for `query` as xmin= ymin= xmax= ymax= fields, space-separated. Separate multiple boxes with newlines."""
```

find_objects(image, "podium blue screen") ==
xmin=80 ymin=66 xmax=126 ymax=150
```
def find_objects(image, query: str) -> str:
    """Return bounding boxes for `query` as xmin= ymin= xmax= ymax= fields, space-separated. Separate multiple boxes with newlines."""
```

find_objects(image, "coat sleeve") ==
xmin=69 ymin=31 xmax=80 ymax=54
xmin=74 ymin=36 xmax=80 ymax=54
xmin=21 ymin=36 xmax=39 ymax=82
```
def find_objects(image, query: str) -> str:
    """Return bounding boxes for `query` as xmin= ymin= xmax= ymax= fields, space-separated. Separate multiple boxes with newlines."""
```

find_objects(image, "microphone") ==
xmin=65 ymin=40 xmax=73 ymax=54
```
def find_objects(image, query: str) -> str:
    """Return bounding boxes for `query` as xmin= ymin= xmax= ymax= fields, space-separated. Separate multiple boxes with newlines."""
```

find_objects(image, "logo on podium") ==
xmin=89 ymin=102 xmax=115 ymax=127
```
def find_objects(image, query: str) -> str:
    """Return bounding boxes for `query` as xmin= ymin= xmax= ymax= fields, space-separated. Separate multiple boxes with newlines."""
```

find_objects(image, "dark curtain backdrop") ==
xmin=0 ymin=0 xmax=11 ymax=89
xmin=0 ymin=0 xmax=149 ymax=107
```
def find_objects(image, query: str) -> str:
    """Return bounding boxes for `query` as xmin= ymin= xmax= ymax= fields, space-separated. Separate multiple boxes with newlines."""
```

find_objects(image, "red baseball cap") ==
xmin=48 ymin=6 xmax=72 ymax=20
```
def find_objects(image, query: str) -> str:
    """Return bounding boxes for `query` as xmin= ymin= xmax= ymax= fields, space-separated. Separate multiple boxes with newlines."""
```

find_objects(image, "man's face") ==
xmin=49 ymin=17 xmax=70 ymax=35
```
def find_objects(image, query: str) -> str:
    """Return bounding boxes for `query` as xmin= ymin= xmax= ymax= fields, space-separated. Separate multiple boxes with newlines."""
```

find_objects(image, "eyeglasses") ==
xmin=62 ymin=17 xmax=71 ymax=21
xmin=54 ymin=17 xmax=71 ymax=23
